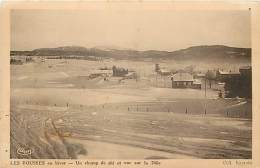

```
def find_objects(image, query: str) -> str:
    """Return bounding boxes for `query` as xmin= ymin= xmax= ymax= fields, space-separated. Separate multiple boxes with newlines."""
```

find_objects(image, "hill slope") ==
xmin=11 ymin=45 xmax=251 ymax=62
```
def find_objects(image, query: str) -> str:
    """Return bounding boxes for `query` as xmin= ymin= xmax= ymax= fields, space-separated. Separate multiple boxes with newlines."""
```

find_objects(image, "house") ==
xmin=238 ymin=66 xmax=252 ymax=98
xmin=171 ymin=72 xmax=201 ymax=89
xmin=10 ymin=58 xmax=23 ymax=65
xmin=90 ymin=69 xmax=113 ymax=76
xmin=171 ymin=72 xmax=193 ymax=88
xmin=194 ymin=72 xmax=206 ymax=79
xmin=124 ymin=72 xmax=137 ymax=79
xmin=112 ymin=66 xmax=128 ymax=77
xmin=239 ymin=66 xmax=251 ymax=76
xmin=218 ymin=66 xmax=252 ymax=98
xmin=193 ymin=79 xmax=202 ymax=89
xmin=216 ymin=69 xmax=240 ymax=82
xmin=155 ymin=64 xmax=172 ymax=76
xmin=10 ymin=56 xmax=33 ymax=65
xmin=158 ymin=69 xmax=172 ymax=76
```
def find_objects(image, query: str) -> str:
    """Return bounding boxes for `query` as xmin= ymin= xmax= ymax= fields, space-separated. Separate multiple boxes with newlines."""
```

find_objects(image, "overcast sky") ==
xmin=11 ymin=9 xmax=251 ymax=51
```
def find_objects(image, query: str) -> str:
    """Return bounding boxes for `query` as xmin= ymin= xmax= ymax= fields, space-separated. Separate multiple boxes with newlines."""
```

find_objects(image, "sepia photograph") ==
xmin=9 ymin=8 xmax=252 ymax=160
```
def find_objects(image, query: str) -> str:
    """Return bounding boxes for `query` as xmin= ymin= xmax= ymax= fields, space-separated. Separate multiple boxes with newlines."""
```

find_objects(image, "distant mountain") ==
xmin=93 ymin=45 xmax=132 ymax=51
xmin=11 ymin=45 xmax=251 ymax=62
xmin=164 ymin=45 xmax=251 ymax=62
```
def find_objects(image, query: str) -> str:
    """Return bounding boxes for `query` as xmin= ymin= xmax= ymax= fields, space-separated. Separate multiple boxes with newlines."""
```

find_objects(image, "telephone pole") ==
xmin=204 ymin=77 xmax=207 ymax=115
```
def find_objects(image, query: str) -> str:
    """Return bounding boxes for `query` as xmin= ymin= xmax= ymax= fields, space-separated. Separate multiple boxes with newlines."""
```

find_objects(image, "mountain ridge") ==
xmin=11 ymin=45 xmax=251 ymax=62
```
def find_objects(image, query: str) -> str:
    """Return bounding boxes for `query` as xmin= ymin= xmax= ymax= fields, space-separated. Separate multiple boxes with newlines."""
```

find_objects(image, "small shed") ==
xmin=193 ymin=79 xmax=202 ymax=89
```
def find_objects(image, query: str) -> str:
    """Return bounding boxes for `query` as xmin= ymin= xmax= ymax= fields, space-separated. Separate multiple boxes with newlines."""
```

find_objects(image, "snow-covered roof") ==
xmin=159 ymin=69 xmax=171 ymax=73
xmin=218 ymin=70 xmax=240 ymax=75
xmin=193 ymin=79 xmax=202 ymax=85
xmin=125 ymin=72 xmax=135 ymax=76
xmin=196 ymin=73 xmax=205 ymax=77
xmin=171 ymin=72 xmax=193 ymax=82
xmin=239 ymin=66 xmax=251 ymax=70
xmin=91 ymin=69 xmax=112 ymax=74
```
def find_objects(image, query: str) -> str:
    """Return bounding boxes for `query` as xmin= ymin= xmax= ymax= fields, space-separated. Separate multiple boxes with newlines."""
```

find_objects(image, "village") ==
xmin=10 ymin=55 xmax=252 ymax=159
xmin=11 ymin=55 xmax=252 ymax=100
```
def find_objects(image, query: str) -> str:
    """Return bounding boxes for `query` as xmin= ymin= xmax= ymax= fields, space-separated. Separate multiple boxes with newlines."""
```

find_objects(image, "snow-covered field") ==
xmin=10 ymin=59 xmax=252 ymax=159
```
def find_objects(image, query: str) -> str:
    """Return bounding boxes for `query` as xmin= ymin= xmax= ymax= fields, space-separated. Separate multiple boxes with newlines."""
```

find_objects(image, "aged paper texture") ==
xmin=0 ymin=1 xmax=260 ymax=168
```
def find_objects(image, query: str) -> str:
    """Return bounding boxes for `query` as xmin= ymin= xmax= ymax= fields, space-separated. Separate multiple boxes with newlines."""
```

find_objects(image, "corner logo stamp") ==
xmin=16 ymin=144 xmax=34 ymax=156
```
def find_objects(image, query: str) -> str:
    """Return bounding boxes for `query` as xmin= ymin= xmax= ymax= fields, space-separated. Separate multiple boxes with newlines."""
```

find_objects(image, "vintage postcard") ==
xmin=0 ymin=1 xmax=260 ymax=168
